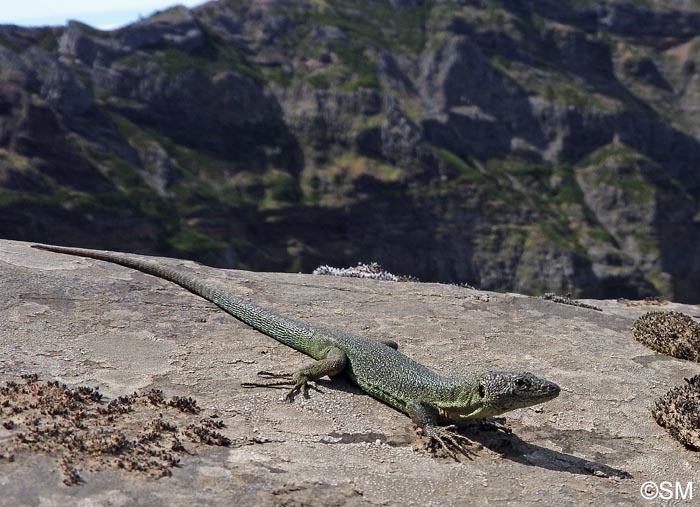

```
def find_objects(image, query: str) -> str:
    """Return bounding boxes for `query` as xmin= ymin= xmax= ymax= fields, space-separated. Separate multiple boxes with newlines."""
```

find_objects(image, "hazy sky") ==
xmin=1 ymin=1 xmax=209 ymax=30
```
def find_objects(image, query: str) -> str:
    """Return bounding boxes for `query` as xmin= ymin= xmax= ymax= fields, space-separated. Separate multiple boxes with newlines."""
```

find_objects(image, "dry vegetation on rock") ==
xmin=653 ymin=375 xmax=700 ymax=450
xmin=632 ymin=311 xmax=700 ymax=362
xmin=0 ymin=374 xmax=231 ymax=485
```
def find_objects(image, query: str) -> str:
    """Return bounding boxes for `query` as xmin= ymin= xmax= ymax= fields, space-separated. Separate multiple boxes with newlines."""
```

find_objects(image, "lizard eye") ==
xmin=515 ymin=378 xmax=526 ymax=387
xmin=478 ymin=383 xmax=486 ymax=398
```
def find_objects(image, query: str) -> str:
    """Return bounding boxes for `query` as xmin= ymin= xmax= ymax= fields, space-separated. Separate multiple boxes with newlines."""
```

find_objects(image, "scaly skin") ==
xmin=32 ymin=244 xmax=560 ymax=455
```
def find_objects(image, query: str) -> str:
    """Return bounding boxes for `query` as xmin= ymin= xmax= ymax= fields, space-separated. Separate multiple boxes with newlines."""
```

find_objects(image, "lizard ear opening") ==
xmin=478 ymin=383 xmax=486 ymax=398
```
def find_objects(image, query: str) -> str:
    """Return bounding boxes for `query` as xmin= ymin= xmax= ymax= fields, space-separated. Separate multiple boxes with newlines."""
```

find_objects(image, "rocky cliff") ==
xmin=1 ymin=0 xmax=699 ymax=301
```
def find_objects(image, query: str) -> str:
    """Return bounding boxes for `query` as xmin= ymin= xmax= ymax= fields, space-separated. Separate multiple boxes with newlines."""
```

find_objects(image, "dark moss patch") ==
xmin=653 ymin=375 xmax=700 ymax=450
xmin=632 ymin=311 xmax=700 ymax=361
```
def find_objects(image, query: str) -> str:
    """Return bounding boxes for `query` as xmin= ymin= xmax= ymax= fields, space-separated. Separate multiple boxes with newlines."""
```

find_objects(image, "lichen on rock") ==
xmin=653 ymin=375 xmax=700 ymax=450
xmin=632 ymin=311 xmax=700 ymax=362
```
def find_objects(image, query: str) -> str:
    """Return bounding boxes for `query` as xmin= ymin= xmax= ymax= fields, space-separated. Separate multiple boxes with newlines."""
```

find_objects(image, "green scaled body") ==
xmin=32 ymin=244 xmax=560 ymax=436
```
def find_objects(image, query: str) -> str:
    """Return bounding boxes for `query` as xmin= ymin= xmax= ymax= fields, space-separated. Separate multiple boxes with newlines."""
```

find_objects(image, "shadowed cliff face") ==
xmin=0 ymin=0 xmax=699 ymax=302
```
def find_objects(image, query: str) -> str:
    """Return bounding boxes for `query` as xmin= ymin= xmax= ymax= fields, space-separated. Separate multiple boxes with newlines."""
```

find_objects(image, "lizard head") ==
xmin=445 ymin=371 xmax=560 ymax=420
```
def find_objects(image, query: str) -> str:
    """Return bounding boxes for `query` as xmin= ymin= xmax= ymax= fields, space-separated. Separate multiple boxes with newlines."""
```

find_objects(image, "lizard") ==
xmin=31 ymin=244 xmax=560 ymax=456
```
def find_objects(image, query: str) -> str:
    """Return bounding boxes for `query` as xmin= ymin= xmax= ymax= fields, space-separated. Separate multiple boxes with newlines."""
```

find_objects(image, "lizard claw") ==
xmin=283 ymin=374 xmax=322 ymax=401
xmin=476 ymin=417 xmax=511 ymax=434
xmin=241 ymin=370 xmax=294 ymax=390
xmin=256 ymin=370 xmax=293 ymax=380
xmin=241 ymin=371 xmax=321 ymax=401
xmin=421 ymin=424 xmax=479 ymax=461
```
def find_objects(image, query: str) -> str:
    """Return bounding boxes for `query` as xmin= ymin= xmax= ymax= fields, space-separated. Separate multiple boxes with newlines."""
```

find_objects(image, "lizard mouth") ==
xmin=441 ymin=402 xmax=494 ymax=420
xmin=539 ymin=380 xmax=561 ymax=401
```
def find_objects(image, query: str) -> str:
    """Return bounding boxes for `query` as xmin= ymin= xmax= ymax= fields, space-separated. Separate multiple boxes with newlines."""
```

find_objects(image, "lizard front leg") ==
xmin=242 ymin=346 xmax=348 ymax=400
xmin=405 ymin=400 xmax=475 ymax=459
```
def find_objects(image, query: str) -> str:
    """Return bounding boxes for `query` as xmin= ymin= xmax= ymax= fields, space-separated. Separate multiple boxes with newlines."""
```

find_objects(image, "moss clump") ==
xmin=653 ymin=375 xmax=700 ymax=450
xmin=633 ymin=311 xmax=700 ymax=362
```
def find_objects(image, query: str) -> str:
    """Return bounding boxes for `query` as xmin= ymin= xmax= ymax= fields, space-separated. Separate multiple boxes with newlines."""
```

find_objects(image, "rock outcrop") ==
xmin=1 ymin=239 xmax=699 ymax=505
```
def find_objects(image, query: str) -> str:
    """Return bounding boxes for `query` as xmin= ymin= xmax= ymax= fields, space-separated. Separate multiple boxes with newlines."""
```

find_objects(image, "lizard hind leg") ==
xmin=241 ymin=346 xmax=348 ymax=401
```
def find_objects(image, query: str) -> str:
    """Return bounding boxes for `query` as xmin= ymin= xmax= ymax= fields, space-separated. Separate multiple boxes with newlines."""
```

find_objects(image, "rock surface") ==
xmin=1 ymin=1 xmax=700 ymax=302
xmin=1 ymin=239 xmax=699 ymax=505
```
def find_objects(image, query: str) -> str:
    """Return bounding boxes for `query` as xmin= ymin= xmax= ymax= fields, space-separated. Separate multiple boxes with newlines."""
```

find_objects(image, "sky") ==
xmin=0 ymin=0 xmax=209 ymax=30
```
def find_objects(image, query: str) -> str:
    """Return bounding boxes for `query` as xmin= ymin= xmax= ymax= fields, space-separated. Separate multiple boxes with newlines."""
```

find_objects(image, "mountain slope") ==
xmin=1 ymin=0 xmax=699 ymax=301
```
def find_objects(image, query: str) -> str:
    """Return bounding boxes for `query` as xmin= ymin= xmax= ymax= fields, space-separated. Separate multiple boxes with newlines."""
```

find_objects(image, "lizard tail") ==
xmin=31 ymin=244 xmax=317 ymax=355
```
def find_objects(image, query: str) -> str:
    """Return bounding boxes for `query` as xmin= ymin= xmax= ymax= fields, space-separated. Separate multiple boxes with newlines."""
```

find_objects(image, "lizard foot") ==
xmin=422 ymin=424 xmax=479 ymax=461
xmin=241 ymin=371 xmax=321 ymax=401
xmin=476 ymin=417 xmax=511 ymax=434
xmin=282 ymin=373 xmax=322 ymax=401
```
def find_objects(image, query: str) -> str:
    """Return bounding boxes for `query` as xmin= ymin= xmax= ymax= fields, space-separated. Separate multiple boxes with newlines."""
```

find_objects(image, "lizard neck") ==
xmin=432 ymin=376 xmax=484 ymax=422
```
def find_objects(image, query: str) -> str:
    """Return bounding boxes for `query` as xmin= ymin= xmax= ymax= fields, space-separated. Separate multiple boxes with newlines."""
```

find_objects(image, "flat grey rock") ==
xmin=1 ymin=239 xmax=698 ymax=506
